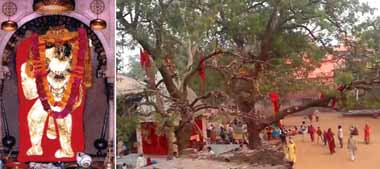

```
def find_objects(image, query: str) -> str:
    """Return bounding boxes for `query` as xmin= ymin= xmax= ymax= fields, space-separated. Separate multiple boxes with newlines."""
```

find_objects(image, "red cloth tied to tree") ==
xmin=270 ymin=92 xmax=280 ymax=115
xmin=16 ymin=34 xmax=85 ymax=162
xmin=140 ymin=48 xmax=151 ymax=68
xmin=270 ymin=92 xmax=281 ymax=127
xmin=198 ymin=53 xmax=206 ymax=81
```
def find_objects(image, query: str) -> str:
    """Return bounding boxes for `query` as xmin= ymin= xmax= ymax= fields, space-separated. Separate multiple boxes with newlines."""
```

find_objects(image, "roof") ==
xmin=116 ymin=74 xmax=146 ymax=95
xmin=116 ymin=74 xmax=208 ymax=123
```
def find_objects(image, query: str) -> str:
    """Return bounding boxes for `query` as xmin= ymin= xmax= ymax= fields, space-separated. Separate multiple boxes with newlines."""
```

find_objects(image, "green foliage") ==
xmin=342 ymin=91 xmax=380 ymax=110
xmin=116 ymin=114 xmax=139 ymax=143
xmin=118 ymin=0 xmax=372 ymax=87
xmin=117 ymin=0 xmax=376 ymax=117
xmin=335 ymin=71 xmax=354 ymax=85
xmin=116 ymin=95 xmax=139 ymax=143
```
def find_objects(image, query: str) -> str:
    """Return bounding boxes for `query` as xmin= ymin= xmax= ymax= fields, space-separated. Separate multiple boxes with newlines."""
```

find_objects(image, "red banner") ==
xmin=140 ymin=48 xmax=151 ymax=68
xmin=270 ymin=92 xmax=280 ymax=115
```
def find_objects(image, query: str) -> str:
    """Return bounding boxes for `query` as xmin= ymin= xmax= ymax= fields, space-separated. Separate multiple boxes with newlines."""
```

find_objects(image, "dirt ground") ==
xmin=283 ymin=112 xmax=380 ymax=169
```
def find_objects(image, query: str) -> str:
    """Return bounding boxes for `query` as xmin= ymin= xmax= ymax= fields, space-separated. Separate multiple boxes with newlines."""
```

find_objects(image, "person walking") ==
xmin=308 ymin=125 xmax=316 ymax=142
xmin=337 ymin=125 xmax=344 ymax=148
xmin=347 ymin=134 xmax=358 ymax=161
xmin=300 ymin=121 xmax=307 ymax=142
xmin=326 ymin=128 xmax=336 ymax=154
xmin=287 ymin=138 xmax=297 ymax=168
xmin=316 ymin=127 xmax=322 ymax=144
xmin=323 ymin=129 xmax=328 ymax=146
xmin=364 ymin=123 xmax=370 ymax=144
xmin=226 ymin=124 xmax=234 ymax=144
xmin=280 ymin=128 xmax=287 ymax=144
xmin=308 ymin=113 xmax=313 ymax=123
xmin=210 ymin=124 xmax=217 ymax=144
xmin=220 ymin=126 xmax=226 ymax=143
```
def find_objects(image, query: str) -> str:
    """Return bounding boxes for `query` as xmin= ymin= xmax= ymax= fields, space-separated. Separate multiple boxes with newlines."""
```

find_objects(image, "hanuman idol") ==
xmin=16 ymin=27 xmax=92 ymax=162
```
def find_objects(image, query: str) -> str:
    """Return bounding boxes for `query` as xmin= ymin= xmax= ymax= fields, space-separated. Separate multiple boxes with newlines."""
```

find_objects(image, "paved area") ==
xmin=283 ymin=112 xmax=380 ymax=169
xmin=116 ymin=144 xmax=240 ymax=168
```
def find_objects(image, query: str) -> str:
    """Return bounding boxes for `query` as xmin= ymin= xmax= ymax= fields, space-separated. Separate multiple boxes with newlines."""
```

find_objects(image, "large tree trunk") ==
xmin=175 ymin=122 xmax=193 ymax=154
xmin=165 ymin=126 xmax=176 ymax=157
xmin=246 ymin=119 xmax=262 ymax=149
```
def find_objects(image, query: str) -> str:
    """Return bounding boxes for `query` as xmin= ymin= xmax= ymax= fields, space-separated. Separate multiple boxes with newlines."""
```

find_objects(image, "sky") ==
xmin=118 ymin=0 xmax=380 ymax=73
xmin=364 ymin=0 xmax=380 ymax=13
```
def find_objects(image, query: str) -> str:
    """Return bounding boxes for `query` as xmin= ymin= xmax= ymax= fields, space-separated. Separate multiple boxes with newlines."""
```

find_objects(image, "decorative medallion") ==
xmin=90 ymin=0 xmax=107 ymax=30
xmin=1 ymin=1 xmax=18 ymax=32
xmin=90 ymin=0 xmax=105 ymax=15
xmin=2 ymin=1 xmax=17 ymax=17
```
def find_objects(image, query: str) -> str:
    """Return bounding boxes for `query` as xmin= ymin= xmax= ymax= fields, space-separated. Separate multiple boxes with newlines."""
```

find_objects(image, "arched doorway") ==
xmin=1 ymin=15 xmax=109 ymax=155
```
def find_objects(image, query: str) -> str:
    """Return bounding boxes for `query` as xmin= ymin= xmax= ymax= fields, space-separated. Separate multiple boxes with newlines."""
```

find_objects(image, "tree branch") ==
xmin=259 ymin=95 xmax=334 ymax=130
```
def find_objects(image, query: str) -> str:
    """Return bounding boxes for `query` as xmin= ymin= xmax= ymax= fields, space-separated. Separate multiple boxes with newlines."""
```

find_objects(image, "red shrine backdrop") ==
xmin=141 ymin=118 xmax=204 ymax=155
xmin=188 ymin=118 xmax=204 ymax=148
xmin=16 ymin=36 xmax=85 ymax=162
xmin=141 ymin=122 xmax=168 ymax=155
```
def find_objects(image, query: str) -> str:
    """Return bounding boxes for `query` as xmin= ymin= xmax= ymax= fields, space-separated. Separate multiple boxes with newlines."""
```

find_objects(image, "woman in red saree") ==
xmin=308 ymin=125 xmax=316 ymax=142
xmin=326 ymin=128 xmax=336 ymax=154
xmin=364 ymin=123 xmax=370 ymax=144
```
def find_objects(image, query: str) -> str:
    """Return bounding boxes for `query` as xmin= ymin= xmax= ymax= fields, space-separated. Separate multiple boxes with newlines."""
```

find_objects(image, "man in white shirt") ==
xmin=300 ymin=121 xmax=307 ymax=141
xmin=338 ymin=125 xmax=344 ymax=148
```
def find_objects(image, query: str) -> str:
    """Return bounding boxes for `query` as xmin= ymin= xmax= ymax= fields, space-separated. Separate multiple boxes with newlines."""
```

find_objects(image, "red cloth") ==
xmin=308 ymin=126 xmax=316 ymax=142
xmin=146 ymin=158 xmax=152 ymax=166
xmin=198 ymin=53 xmax=206 ymax=81
xmin=189 ymin=118 xmax=204 ymax=147
xmin=140 ymin=48 xmax=151 ymax=68
xmin=326 ymin=130 xmax=335 ymax=154
xmin=365 ymin=124 xmax=370 ymax=140
xmin=270 ymin=92 xmax=281 ymax=127
xmin=16 ymin=36 xmax=85 ymax=162
xmin=270 ymin=92 xmax=280 ymax=113
xmin=141 ymin=122 xmax=168 ymax=155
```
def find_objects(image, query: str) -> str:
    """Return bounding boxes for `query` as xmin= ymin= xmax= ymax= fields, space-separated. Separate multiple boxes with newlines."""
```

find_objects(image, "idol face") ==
xmin=45 ymin=43 xmax=72 ymax=102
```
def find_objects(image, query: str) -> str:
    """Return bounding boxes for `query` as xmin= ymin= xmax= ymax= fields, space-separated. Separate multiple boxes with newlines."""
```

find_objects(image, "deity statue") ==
xmin=16 ymin=26 xmax=92 ymax=162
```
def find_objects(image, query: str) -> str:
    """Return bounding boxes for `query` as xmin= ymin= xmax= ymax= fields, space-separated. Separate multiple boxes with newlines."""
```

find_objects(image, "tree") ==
xmin=117 ymin=0 xmax=372 ymax=151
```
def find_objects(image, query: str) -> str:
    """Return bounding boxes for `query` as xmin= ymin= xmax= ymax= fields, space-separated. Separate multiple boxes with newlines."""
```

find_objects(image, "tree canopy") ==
xmin=116 ymin=0 xmax=378 ymax=150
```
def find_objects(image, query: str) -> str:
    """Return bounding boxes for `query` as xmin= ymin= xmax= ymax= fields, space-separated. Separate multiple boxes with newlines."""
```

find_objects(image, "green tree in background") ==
xmin=117 ymin=0 xmax=374 ymax=151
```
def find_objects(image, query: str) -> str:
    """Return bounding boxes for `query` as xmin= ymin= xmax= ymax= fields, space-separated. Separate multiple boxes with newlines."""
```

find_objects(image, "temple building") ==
xmin=116 ymin=74 xmax=207 ymax=156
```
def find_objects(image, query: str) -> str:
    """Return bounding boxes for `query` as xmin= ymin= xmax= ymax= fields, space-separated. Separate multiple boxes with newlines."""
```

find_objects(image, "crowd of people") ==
xmin=279 ymin=113 xmax=372 ymax=168
xmin=206 ymin=119 xmax=248 ymax=145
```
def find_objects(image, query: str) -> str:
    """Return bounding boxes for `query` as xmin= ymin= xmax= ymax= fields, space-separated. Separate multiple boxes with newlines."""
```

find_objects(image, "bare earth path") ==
xmin=283 ymin=112 xmax=380 ymax=169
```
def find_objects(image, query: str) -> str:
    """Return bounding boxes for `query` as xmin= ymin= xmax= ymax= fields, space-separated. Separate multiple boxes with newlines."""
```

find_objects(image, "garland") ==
xmin=31 ymin=28 xmax=87 ymax=119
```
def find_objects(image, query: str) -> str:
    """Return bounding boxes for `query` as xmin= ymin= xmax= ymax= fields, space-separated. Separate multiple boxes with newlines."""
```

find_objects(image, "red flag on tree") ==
xmin=140 ymin=48 xmax=146 ymax=67
xmin=270 ymin=91 xmax=281 ymax=127
xmin=140 ymin=48 xmax=151 ymax=68
xmin=270 ymin=92 xmax=280 ymax=115
xmin=144 ymin=49 xmax=151 ymax=68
